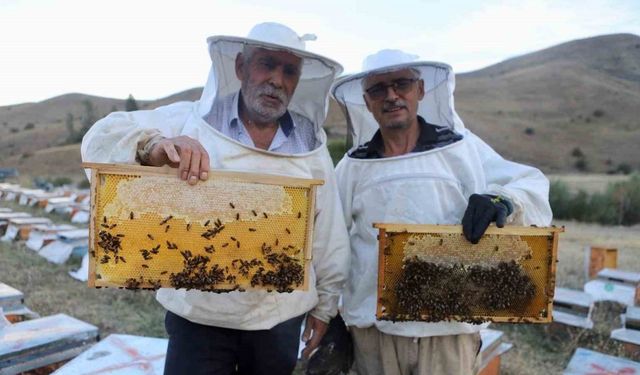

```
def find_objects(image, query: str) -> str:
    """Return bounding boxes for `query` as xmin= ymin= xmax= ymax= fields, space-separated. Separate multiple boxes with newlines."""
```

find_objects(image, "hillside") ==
xmin=455 ymin=33 xmax=640 ymax=172
xmin=1 ymin=33 xmax=639 ymax=181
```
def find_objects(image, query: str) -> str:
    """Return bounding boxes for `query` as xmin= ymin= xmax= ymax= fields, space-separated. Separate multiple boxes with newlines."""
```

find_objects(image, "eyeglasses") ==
xmin=364 ymin=78 xmax=419 ymax=101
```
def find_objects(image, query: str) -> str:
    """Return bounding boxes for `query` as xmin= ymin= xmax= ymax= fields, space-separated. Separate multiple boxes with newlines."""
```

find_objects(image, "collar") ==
xmin=230 ymin=91 xmax=295 ymax=136
xmin=363 ymin=116 xmax=439 ymax=158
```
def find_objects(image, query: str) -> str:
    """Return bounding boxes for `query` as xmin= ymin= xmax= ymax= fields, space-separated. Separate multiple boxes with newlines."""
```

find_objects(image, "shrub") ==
xmin=549 ymin=181 xmax=571 ymax=219
xmin=575 ymin=158 xmax=588 ymax=172
xmin=549 ymin=174 xmax=640 ymax=225
xmin=10 ymin=127 xmax=19 ymax=133
xmin=593 ymin=109 xmax=605 ymax=118
xmin=21 ymin=152 xmax=33 ymax=159
xmin=571 ymin=147 xmax=584 ymax=158
xmin=77 ymin=179 xmax=91 ymax=189
xmin=24 ymin=122 xmax=35 ymax=130
xmin=607 ymin=175 xmax=640 ymax=225
xmin=617 ymin=163 xmax=633 ymax=175
xmin=50 ymin=176 xmax=73 ymax=187
xmin=524 ymin=127 xmax=535 ymax=135
xmin=327 ymin=138 xmax=348 ymax=166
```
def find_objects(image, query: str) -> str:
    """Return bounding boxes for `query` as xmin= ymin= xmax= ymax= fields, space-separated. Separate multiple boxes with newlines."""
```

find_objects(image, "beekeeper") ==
xmin=332 ymin=50 xmax=552 ymax=375
xmin=81 ymin=22 xmax=349 ymax=375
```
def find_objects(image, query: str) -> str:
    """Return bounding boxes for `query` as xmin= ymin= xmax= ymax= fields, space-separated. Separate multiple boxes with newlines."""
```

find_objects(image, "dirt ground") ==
xmin=496 ymin=219 xmax=640 ymax=374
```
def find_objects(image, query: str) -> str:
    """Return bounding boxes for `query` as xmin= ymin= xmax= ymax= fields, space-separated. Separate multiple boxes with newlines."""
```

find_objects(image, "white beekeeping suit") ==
xmin=332 ymin=50 xmax=552 ymax=338
xmin=81 ymin=23 xmax=349 ymax=330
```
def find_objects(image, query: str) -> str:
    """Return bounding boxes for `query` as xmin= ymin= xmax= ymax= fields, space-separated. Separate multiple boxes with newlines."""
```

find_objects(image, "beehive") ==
xmin=375 ymin=224 xmax=563 ymax=323
xmin=83 ymin=163 xmax=322 ymax=293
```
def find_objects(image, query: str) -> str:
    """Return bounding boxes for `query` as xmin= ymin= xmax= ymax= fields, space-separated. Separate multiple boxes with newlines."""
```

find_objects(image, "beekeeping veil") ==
xmin=331 ymin=49 xmax=466 ymax=150
xmin=198 ymin=22 xmax=343 ymax=132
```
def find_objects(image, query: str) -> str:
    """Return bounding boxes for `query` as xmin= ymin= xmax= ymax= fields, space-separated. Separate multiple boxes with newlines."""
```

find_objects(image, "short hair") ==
xmin=361 ymin=67 xmax=421 ymax=90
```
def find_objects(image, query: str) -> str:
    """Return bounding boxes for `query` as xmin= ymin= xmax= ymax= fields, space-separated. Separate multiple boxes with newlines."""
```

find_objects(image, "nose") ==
xmin=269 ymin=67 xmax=285 ymax=88
xmin=384 ymin=85 xmax=400 ymax=101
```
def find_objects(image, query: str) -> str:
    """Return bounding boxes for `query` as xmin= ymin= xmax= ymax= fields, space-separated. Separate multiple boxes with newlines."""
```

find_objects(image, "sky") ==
xmin=0 ymin=0 xmax=639 ymax=106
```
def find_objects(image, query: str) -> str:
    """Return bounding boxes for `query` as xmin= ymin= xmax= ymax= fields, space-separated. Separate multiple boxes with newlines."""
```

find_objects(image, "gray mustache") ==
xmin=257 ymin=85 xmax=287 ymax=103
xmin=383 ymin=100 xmax=407 ymax=111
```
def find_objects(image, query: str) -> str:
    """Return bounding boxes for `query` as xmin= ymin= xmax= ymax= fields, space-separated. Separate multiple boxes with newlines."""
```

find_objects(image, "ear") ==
xmin=417 ymin=79 xmax=425 ymax=100
xmin=235 ymin=53 xmax=245 ymax=81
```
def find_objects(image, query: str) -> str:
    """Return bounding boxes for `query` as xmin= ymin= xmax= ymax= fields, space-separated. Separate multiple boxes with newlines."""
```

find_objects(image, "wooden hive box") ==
xmin=563 ymin=348 xmax=640 ymax=374
xmin=0 ymin=282 xmax=38 ymax=323
xmin=478 ymin=328 xmax=513 ymax=375
xmin=1 ymin=217 xmax=52 ymax=242
xmin=84 ymin=163 xmax=322 ymax=293
xmin=585 ymin=246 xmax=617 ymax=279
xmin=52 ymin=334 xmax=168 ymax=375
xmin=552 ymin=287 xmax=594 ymax=329
xmin=0 ymin=282 xmax=24 ymax=315
xmin=0 ymin=314 xmax=99 ymax=374
xmin=374 ymin=224 xmax=563 ymax=323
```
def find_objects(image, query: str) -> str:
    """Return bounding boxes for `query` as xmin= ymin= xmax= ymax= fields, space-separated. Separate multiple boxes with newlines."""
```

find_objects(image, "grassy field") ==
xmin=0 ymin=202 xmax=167 ymax=339
xmin=2 ymin=198 xmax=640 ymax=373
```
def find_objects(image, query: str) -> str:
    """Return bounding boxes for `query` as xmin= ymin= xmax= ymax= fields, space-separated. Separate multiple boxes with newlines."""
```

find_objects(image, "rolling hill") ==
xmin=1 ymin=33 xmax=639 ymax=182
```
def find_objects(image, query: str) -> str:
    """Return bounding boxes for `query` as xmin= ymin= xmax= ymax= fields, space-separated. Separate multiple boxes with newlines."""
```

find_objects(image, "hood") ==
xmin=198 ymin=22 xmax=343 ymax=134
xmin=331 ymin=49 xmax=466 ymax=149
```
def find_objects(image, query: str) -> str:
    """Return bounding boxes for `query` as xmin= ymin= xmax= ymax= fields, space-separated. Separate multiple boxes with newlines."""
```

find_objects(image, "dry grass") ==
xmin=498 ymin=219 xmax=640 ymax=374
xmin=0 ymin=200 xmax=167 ymax=339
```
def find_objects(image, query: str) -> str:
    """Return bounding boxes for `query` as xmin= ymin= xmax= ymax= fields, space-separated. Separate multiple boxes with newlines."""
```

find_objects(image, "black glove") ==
xmin=462 ymin=194 xmax=513 ymax=244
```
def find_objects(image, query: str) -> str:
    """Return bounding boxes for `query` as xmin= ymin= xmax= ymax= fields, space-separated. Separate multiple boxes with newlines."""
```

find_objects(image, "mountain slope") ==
xmin=1 ymin=33 xmax=639 ymax=180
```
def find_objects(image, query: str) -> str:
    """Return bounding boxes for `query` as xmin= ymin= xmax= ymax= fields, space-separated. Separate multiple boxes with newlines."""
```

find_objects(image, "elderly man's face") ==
xmin=363 ymin=69 xmax=424 ymax=130
xmin=236 ymin=47 xmax=302 ymax=123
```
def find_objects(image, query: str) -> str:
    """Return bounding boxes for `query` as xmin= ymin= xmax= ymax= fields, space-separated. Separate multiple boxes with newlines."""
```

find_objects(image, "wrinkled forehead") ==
xmin=243 ymin=46 xmax=303 ymax=66
xmin=362 ymin=68 xmax=420 ymax=89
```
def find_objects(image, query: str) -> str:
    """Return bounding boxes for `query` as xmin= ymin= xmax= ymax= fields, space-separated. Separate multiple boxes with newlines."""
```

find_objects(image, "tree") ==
xmin=65 ymin=100 xmax=96 ymax=144
xmin=80 ymin=99 xmax=96 ymax=135
xmin=125 ymin=94 xmax=139 ymax=112
xmin=65 ymin=113 xmax=76 ymax=143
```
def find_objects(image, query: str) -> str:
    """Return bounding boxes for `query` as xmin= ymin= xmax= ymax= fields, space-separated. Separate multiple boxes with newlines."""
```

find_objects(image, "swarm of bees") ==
xmin=393 ymin=258 xmax=535 ymax=323
xmin=95 ymin=207 xmax=306 ymax=293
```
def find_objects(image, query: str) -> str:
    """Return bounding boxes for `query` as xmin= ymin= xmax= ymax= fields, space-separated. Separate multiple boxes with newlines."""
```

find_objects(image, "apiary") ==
xmin=83 ymin=163 xmax=322 ymax=293
xmin=374 ymin=224 xmax=563 ymax=323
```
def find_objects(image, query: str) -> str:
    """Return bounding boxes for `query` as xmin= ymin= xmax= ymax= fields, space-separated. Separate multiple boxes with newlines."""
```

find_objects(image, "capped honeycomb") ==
xmin=84 ymin=163 xmax=322 ymax=293
xmin=375 ymin=224 xmax=563 ymax=323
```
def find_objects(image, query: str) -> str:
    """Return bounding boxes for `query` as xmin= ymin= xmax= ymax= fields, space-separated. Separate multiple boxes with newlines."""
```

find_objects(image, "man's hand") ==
xmin=301 ymin=315 xmax=328 ymax=359
xmin=147 ymin=136 xmax=210 ymax=185
xmin=462 ymin=194 xmax=513 ymax=244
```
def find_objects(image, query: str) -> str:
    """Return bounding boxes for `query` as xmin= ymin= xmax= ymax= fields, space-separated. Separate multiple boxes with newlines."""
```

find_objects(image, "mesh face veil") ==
xmin=331 ymin=49 xmax=465 ymax=150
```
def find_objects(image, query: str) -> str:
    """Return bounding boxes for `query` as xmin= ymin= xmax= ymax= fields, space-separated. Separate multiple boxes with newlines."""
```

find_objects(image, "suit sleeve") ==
xmin=469 ymin=132 xmax=553 ymax=226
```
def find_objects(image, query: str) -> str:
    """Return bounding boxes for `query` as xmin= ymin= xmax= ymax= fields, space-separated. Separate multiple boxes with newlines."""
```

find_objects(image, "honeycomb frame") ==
xmin=374 ymin=223 xmax=563 ymax=323
xmin=83 ymin=162 xmax=323 ymax=293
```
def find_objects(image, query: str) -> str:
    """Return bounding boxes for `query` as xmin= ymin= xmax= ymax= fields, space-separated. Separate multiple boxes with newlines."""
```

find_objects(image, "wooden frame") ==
xmin=374 ymin=223 xmax=564 ymax=323
xmin=587 ymin=246 xmax=618 ymax=279
xmin=84 ymin=162 xmax=323 ymax=292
